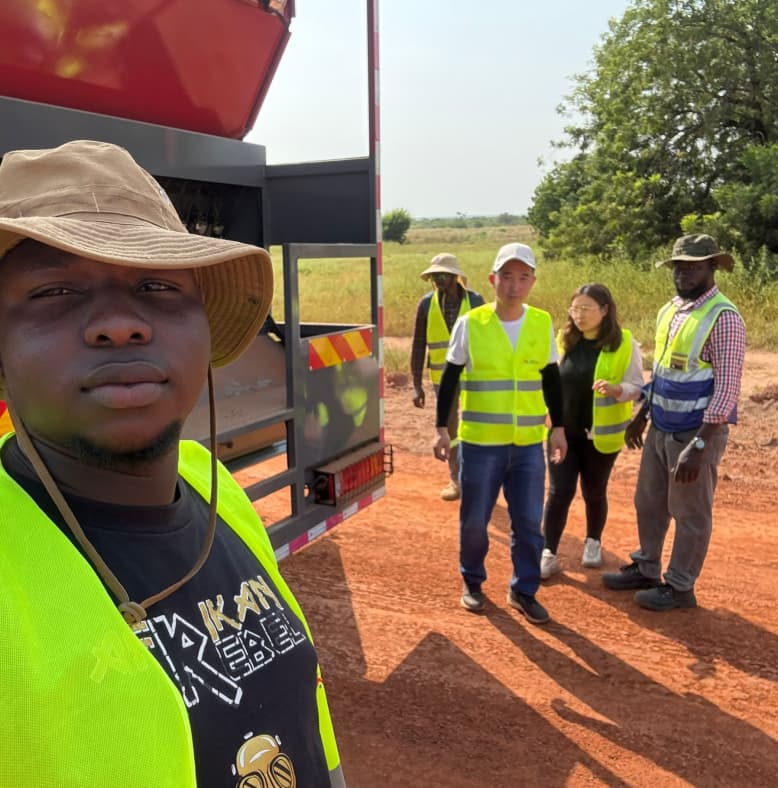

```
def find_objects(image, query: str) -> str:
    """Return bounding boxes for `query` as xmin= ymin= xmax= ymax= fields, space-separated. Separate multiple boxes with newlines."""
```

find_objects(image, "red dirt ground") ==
xmin=280 ymin=350 xmax=778 ymax=787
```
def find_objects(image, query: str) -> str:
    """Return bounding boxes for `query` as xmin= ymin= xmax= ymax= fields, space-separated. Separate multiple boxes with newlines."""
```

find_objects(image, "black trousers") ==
xmin=543 ymin=427 xmax=618 ymax=553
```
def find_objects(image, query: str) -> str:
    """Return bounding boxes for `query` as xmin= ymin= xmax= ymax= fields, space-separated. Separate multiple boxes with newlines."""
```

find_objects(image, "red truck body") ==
xmin=0 ymin=0 xmax=293 ymax=139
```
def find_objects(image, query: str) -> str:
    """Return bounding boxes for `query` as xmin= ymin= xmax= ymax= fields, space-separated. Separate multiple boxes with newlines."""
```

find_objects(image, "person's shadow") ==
xmin=555 ymin=542 xmax=778 ymax=686
xmin=285 ymin=534 xmax=631 ymax=786
xmin=485 ymin=609 xmax=778 ymax=786
xmin=486 ymin=497 xmax=778 ymax=687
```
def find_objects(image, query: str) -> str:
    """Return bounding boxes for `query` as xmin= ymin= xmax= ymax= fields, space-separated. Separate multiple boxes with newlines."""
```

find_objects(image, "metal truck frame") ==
xmin=0 ymin=0 xmax=388 ymax=560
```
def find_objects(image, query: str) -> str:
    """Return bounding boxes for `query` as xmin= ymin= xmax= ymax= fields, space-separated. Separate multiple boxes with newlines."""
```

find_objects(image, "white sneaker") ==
xmin=581 ymin=538 xmax=603 ymax=568
xmin=540 ymin=548 xmax=562 ymax=580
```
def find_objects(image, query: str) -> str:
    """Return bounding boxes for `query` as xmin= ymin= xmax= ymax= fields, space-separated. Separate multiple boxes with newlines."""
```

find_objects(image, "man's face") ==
xmin=430 ymin=272 xmax=456 ymax=292
xmin=489 ymin=259 xmax=536 ymax=306
xmin=0 ymin=243 xmax=210 ymax=460
xmin=672 ymin=259 xmax=715 ymax=300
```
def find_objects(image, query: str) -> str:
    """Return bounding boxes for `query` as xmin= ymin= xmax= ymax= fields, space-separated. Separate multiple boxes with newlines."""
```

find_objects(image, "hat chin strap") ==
xmin=8 ymin=367 xmax=220 ymax=627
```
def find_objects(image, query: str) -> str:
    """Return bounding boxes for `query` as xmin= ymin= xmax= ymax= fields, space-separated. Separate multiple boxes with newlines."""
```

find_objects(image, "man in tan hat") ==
xmin=603 ymin=234 xmax=746 ymax=612
xmin=410 ymin=252 xmax=483 ymax=500
xmin=0 ymin=141 xmax=344 ymax=787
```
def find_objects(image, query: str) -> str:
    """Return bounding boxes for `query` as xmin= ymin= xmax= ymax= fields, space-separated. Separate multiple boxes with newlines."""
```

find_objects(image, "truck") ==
xmin=0 ymin=0 xmax=390 ymax=560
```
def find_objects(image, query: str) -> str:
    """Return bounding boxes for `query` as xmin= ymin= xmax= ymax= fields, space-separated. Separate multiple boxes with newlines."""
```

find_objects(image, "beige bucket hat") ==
xmin=420 ymin=252 xmax=467 ymax=285
xmin=0 ymin=139 xmax=273 ymax=367
xmin=656 ymin=234 xmax=734 ymax=273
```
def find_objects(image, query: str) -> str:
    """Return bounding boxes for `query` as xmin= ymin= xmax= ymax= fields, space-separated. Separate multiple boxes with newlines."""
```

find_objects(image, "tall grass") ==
xmin=268 ymin=228 xmax=778 ymax=375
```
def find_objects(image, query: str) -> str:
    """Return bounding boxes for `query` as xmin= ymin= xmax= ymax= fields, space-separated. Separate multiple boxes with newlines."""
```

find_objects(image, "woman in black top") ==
xmin=541 ymin=283 xmax=644 ymax=578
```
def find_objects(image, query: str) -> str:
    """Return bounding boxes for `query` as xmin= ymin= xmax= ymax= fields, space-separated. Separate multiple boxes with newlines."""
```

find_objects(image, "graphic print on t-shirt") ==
xmin=232 ymin=732 xmax=297 ymax=788
xmin=0 ymin=444 xmax=330 ymax=787
xmin=133 ymin=573 xmax=307 ymax=708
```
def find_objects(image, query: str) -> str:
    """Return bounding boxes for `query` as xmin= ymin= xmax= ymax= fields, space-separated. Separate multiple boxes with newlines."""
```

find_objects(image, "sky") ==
xmin=248 ymin=1 xmax=632 ymax=219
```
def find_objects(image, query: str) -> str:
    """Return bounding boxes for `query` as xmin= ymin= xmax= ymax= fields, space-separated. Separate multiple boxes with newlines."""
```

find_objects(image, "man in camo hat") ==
xmin=603 ymin=234 xmax=746 ymax=612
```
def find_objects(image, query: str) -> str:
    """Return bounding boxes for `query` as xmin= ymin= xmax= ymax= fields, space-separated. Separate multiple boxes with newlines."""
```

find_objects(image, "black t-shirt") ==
xmin=2 ymin=438 xmax=330 ymax=788
xmin=559 ymin=338 xmax=601 ymax=432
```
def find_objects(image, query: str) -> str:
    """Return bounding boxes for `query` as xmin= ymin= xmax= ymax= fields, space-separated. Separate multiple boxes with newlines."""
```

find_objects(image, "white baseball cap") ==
xmin=492 ymin=242 xmax=536 ymax=273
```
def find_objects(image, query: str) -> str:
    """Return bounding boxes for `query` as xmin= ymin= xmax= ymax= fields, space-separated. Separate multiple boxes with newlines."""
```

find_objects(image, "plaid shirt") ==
xmin=411 ymin=285 xmax=482 ymax=389
xmin=665 ymin=285 xmax=746 ymax=424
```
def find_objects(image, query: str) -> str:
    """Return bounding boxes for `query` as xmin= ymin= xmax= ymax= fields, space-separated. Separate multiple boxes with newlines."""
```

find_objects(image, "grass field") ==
xmin=269 ymin=226 xmax=778 ymax=374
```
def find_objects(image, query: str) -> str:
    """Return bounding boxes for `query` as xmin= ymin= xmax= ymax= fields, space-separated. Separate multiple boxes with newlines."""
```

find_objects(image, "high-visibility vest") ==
xmin=0 ymin=437 xmax=341 ymax=788
xmin=460 ymin=304 xmax=551 ymax=446
xmin=426 ymin=291 xmax=472 ymax=385
xmin=557 ymin=329 xmax=634 ymax=453
xmin=650 ymin=292 xmax=740 ymax=432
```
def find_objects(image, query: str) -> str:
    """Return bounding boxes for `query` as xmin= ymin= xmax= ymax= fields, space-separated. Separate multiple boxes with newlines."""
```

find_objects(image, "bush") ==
xmin=382 ymin=208 xmax=412 ymax=243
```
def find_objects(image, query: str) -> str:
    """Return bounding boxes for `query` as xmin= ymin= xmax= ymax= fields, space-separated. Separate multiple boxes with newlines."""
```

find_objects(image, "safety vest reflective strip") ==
xmin=460 ymin=304 xmax=550 ymax=446
xmin=589 ymin=329 xmax=634 ymax=453
xmin=650 ymin=293 xmax=739 ymax=432
xmin=0 ymin=437 xmax=341 ymax=787
xmin=426 ymin=291 xmax=471 ymax=384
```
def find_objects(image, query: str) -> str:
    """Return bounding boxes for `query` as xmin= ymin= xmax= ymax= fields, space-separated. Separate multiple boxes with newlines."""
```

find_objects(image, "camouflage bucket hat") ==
xmin=656 ymin=234 xmax=734 ymax=272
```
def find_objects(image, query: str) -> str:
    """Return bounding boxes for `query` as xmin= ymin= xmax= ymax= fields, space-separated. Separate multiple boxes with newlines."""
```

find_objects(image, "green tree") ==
xmin=530 ymin=0 xmax=778 ymax=262
xmin=713 ymin=144 xmax=778 ymax=257
xmin=382 ymin=208 xmax=412 ymax=243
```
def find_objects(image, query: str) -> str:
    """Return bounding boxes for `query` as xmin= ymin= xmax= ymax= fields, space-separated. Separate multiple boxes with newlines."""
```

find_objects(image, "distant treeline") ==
xmin=412 ymin=213 xmax=526 ymax=229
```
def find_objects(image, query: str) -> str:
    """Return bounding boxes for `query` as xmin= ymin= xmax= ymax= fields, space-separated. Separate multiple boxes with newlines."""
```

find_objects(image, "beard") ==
xmin=68 ymin=420 xmax=183 ymax=471
xmin=675 ymin=283 xmax=708 ymax=300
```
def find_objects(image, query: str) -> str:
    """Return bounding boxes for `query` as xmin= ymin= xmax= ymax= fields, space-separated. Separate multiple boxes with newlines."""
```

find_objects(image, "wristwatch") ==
xmin=691 ymin=436 xmax=705 ymax=451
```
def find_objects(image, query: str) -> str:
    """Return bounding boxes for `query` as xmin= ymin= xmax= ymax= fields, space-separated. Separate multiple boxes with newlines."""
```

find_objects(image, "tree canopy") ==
xmin=528 ymin=0 xmax=778 ymax=271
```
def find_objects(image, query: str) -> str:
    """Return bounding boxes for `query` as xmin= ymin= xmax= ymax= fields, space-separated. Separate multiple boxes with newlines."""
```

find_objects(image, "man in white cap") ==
xmin=603 ymin=234 xmax=746 ymax=612
xmin=411 ymin=252 xmax=483 ymax=500
xmin=0 ymin=141 xmax=344 ymax=787
xmin=433 ymin=242 xmax=567 ymax=623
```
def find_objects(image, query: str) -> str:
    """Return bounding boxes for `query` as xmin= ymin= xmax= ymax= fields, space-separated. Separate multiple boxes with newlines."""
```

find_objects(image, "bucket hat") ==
xmin=656 ymin=234 xmax=734 ymax=272
xmin=0 ymin=139 xmax=272 ymax=367
xmin=420 ymin=252 xmax=467 ymax=285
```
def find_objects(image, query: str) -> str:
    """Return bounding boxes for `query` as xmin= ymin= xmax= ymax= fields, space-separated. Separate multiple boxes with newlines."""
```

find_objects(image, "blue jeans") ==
xmin=459 ymin=442 xmax=546 ymax=596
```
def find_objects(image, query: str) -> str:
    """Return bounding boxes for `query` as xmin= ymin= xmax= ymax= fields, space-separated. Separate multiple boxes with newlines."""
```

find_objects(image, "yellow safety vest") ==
xmin=460 ymin=304 xmax=551 ymax=446
xmin=426 ymin=291 xmax=472 ymax=385
xmin=557 ymin=329 xmax=634 ymax=453
xmin=0 ymin=437 xmax=341 ymax=788
xmin=651 ymin=292 xmax=739 ymax=432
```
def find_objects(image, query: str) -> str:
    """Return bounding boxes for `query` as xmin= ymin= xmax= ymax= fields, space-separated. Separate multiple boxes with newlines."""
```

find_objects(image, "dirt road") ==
xmin=280 ymin=351 xmax=778 ymax=787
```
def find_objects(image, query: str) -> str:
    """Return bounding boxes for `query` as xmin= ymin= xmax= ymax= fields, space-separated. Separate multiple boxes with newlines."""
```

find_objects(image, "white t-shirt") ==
xmin=446 ymin=305 xmax=559 ymax=372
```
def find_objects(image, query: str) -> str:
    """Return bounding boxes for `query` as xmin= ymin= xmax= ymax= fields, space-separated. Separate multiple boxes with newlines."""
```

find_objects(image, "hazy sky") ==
xmin=248 ymin=1 xmax=631 ymax=218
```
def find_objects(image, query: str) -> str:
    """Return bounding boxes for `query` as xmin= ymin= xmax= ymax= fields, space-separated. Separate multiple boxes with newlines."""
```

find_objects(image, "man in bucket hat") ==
xmin=410 ymin=252 xmax=483 ymax=500
xmin=0 ymin=141 xmax=344 ymax=787
xmin=602 ymin=234 xmax=746 ymax=611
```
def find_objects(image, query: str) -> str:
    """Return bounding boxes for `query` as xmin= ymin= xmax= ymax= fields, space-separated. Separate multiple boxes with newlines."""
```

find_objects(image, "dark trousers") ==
xmin=543 ymin=428 xmax=618 ymax=553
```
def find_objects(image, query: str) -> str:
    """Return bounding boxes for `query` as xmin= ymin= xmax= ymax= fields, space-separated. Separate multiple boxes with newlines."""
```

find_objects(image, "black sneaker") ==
xmin=602 ymin=562 xmax=660 ymax=591
xmin=460 ymin=585 xmax=485 ymax=613
xmin=507 ymin=590 xmax=550 ymax=624
xmin=635 ymin=584 xmax=697 ymax=611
